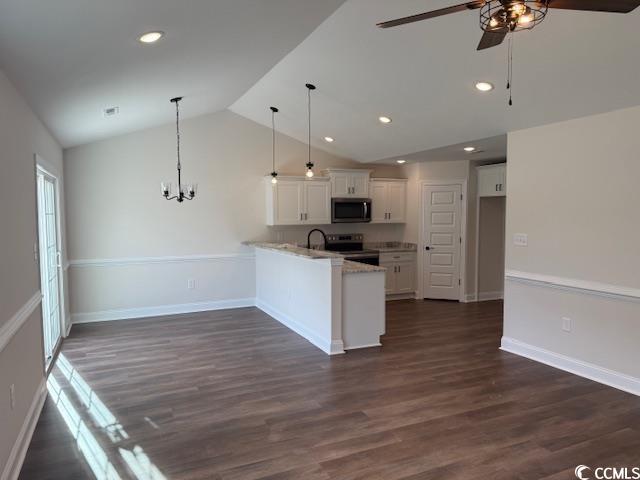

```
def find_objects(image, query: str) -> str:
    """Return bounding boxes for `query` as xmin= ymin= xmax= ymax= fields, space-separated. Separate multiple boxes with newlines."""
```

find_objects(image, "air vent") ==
xmin=103 ymin=106 xmax=119 ymax=117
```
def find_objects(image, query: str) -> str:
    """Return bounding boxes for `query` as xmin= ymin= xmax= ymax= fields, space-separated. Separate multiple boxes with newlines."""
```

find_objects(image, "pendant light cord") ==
xmin=175 ymin=99 xmax=181 ymax=171
xmin=272 ymin=108 xmax=276 ymax=172
xmin=308 ymin=86 xmax=312 ymax=166
xmin=507 ymin=36 xmax=514 ymax=106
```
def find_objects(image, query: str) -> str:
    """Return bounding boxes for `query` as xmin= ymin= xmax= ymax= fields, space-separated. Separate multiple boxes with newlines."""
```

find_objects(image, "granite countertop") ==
xmin=342 ymin=260 xmax=386 ymax=275
xmin=243 ymin=242 xmax=345 ymax=260
xmin=365 ymin=242 xmax=417 ymax=253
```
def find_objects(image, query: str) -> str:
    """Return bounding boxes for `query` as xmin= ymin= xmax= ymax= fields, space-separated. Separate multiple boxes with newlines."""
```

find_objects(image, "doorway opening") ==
xmin=36 ymin=163 xmax=64 ymax=368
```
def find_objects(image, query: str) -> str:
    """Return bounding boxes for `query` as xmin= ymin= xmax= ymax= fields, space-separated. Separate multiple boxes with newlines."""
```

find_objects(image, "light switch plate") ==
xmin=513 ymin=233 xmax=528 ymax=247
xmin=562 ymin=317 xmax=571 ymax=332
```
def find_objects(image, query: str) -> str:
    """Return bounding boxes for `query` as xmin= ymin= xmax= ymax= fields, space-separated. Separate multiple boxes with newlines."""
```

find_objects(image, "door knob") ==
xmin=425 ymin=246 xmax=431 ymax=251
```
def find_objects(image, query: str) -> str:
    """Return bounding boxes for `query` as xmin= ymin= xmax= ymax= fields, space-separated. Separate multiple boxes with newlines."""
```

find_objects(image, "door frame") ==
xmin=35 ymin=155 xmax=68 ymax=368
xmin=418 ymin=180 xmax=468 ymax=302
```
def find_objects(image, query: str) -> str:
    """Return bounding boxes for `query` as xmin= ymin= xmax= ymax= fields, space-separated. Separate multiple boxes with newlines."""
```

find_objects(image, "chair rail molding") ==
xmin=505 ymin=270 xmax=640 ymax=303
xmin=68 ymin=252 xmax=255 ymax=268
xmin=0 ymin=291 xmax=42 ymax=353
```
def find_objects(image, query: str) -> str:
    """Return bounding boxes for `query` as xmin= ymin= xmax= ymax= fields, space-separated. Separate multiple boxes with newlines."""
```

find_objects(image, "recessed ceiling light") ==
xmin=396 ymin=159 xmax=406 ymax=164
xmin=464 ymin=146 xmax=476 ymax=152
xmin=324 ymin=136 xmax=334 ymax=143
xmin=378 ymin=116 xmax=392 ymax=124
xmin=138 ymin=31 xmax=164 ymax=44
xmin=475 ymin=82 xmax=494 ymax=92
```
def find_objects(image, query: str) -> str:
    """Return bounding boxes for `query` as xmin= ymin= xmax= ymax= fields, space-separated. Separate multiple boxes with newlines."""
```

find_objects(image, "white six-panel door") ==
xmin=423 ymin=184 xmax=462 ymax=300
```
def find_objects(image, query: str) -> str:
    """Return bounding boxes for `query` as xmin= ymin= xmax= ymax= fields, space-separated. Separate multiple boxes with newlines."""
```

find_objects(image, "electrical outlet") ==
xmin=513 ymin=233 xmax=528 ymax=247
xmin=562 ymin=317 xmax=572 ymax=333
xmin=9 ymin=384 xmax=15 ymax=410
xmin=187 ymin=279 xmax=195 ymax=290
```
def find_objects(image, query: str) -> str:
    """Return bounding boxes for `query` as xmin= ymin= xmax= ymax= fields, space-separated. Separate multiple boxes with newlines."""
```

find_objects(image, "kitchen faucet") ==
xmin=307 ymin=228 xmax=327 ymax=250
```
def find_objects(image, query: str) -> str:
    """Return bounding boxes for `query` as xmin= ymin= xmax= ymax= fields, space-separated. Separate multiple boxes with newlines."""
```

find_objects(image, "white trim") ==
xmin=71 ymin=298 xmax=256 ymax=324
xmin=0 ymin=292 xmax=42 ymax=353
xmin=463 ymin=293 xmax=477 ymax=303
xmin=478 ymin=290 xmax=504 ymax=301
xmin=417 ymin=179 xmax=468 ymax=302
xmin=344 ymin=342 xmax=382 ymax=350
xmin=501 ymin=337 xmax=640 ymax=397
xmin=68 ymin=253 xmax=255 ymax=268
xmin=255 ymin=299 xmax=345 ymax=355
xmin=505 ymin=270 xmax=640 ymax=303
xmin=1 ymin=378 xmax=47 ymax=480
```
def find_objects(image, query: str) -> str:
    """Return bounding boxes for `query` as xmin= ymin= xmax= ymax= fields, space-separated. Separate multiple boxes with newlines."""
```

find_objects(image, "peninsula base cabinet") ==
xmin=265 ymin=177 xmax=331 ymax=225
xmin=380 ymin=252 xmax=416 ymax=297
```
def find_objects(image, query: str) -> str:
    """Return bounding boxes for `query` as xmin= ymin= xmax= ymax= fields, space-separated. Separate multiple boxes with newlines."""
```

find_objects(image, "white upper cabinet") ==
xmin=265 ymin=177 xmax=330 ymax=225
xmin=369 ymin=179 xmax=407 ymax=223
xmin=477 ymin=163 xmax=507 ymax=197
xmin=324 ymin=169 xmax=371 ymax=198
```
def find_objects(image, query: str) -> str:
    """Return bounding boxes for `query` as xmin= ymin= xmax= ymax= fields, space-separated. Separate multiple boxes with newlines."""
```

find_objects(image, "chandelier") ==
xmin=161 ymin=97 xmax=197 ymax=202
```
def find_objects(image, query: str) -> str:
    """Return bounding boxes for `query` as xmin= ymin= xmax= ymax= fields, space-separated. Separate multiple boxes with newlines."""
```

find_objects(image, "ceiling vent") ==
xmin=103 ymin=106 xmax=119 ymax=117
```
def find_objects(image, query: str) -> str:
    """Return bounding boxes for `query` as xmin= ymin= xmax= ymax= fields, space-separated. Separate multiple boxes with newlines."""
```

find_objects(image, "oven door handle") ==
xmin=363 ymin=201 xmax=368 ymax=220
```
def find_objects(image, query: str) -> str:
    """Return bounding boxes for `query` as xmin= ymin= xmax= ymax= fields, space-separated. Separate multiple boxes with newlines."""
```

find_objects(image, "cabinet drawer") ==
xmin=380 ymin=252 xmax=415 ymax=264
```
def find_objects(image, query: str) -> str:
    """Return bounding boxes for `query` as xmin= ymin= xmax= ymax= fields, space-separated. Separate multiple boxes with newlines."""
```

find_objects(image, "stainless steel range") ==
xmin=325 ymin=233 xmax=379 ymax=266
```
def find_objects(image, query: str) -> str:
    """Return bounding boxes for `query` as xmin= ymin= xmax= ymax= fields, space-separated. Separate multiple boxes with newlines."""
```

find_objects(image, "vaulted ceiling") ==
xmin=231 ymin=0 xmax=640 ymax=162
xmin=0 ymin=0 xmax=345 ymax=147
xmin=0 ymin=0 xmax=639 ymax=161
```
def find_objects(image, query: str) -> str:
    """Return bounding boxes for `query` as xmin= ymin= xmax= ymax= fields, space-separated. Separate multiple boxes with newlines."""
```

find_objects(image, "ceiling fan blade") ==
xmin=377 ymin=1 xmax=485 ymax=28
xmin=547 ymin=0 xmax=640 ymax=13
xmin=477 ymin=29 xmax=508 ymax=50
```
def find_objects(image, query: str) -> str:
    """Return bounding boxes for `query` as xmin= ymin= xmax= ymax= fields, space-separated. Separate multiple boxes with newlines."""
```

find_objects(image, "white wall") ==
xmin=503 ymin=105 xmax=640 ymax=391
xmin=64 ymin=109 xmax=404 ymax=321
xmin=0 ymin=69 xmax=66 ymax=477
xmin=477 ymin=196 xmax=505 ymax=299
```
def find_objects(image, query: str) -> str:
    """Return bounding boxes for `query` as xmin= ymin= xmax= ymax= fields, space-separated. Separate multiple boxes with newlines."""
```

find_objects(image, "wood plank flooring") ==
xmin=19 ymin=300 xmax=640 ymax=479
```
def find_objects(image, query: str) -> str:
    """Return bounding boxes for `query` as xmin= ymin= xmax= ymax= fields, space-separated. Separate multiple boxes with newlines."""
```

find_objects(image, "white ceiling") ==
xmin=230 ymin=0 xmax=640 ymax=162
xmin=379 ymin=135 xmax=507 ymax=165
xmin=0 ymin=0 xmax=345 ymax=147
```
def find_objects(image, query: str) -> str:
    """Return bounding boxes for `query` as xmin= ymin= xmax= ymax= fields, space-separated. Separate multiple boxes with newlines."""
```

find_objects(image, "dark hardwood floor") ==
xmin=19 ymin=300 xmax=640 ymax=480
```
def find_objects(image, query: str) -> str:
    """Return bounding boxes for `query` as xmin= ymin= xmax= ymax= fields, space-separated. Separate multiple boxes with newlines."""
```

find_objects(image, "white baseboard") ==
xmin=344 ymin=342 xmax=382 ymax=350
xmin=71 ymin=298 xmax=256 ymax=324
xmin=478 ymin=291 xmax=504 ymax=301
xmin=501 ymin=336 xmax=640 ymax=397
xmin=463 ymin=293 xmax=477 ymax=303
xmin=1 ymin=379 xmax=47 ymax=480
xmin=255 ymin=299 xmax=344 ymax=355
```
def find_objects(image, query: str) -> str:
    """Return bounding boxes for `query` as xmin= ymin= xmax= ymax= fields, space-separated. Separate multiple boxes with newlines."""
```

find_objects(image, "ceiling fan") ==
xmin=378 ymin=0 xmax=640 ymax=50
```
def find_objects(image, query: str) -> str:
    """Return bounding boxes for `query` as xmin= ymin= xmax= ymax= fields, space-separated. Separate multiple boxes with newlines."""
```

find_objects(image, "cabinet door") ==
xmin=396 ymin=261 xmax=416 ymax=294
xmin=498 ymin=167 xmax=507 ymax=195
xmin=331 ymin=173 xmax=350 ymax=197
xmin=351 ymin=173 xmax=369 ymax=197
xmin=387 ymin=182 xmax=406 ymax=223
xmin=274 ymin=181 xmax=304 ymax=225
xmin=478 ymin=166 xmax=504 ymax=197
xmin=304 ymin=182 xmax=331 ymax=225
xmin=369 ymin=182 xmax=388 ymax=223
xmin=380 ymin=262 xmax=397 ymax=294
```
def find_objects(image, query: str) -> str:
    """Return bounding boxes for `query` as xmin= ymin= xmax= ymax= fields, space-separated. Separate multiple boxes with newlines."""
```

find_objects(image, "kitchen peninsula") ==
xmin=244 ymin=242 xmax=386 ymax=355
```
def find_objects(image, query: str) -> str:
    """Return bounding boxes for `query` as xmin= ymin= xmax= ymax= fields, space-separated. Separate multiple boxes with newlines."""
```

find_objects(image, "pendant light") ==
xmin=305 ymin=83 xmax=316 ymax=178
xmin=269 ymin=106 xmax=279 ymax=184
xmin=161 ymin=97 xmax=197 ymax=202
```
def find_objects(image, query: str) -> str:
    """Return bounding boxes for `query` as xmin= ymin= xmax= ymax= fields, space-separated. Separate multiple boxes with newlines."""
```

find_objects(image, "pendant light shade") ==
xmin=305 ymin=83 xmax=316 ymax=178
xmin=269 ymin=106 xmax=279 ymax=184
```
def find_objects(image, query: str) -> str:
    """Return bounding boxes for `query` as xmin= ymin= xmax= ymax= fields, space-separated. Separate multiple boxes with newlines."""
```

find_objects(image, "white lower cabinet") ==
xmin=380 ymin=252 xmax=416 ymax=296
xmin=265 ymin=177 xmax=331 ymax=225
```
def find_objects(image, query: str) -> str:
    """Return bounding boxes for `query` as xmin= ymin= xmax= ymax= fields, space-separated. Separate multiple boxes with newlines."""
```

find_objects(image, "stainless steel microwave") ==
xmin=331 ymin=198 xmax=372 ymax=223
